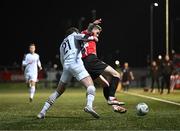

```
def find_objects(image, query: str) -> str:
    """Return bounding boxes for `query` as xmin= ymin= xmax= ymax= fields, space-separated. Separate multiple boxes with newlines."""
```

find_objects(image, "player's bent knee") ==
xmin=81 ymin=76 xmax=94 ymax=87
xmin=105 ymin=66 xmax=121 ymax=78
xmin=112 ymin=69 xmax=121 ymax=78
xmin=87 ymin=85 xmax=96 ymax=96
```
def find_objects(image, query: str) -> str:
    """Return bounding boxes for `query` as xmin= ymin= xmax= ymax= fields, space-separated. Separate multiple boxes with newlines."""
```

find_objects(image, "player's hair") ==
xmin=87 ymin=23 xmax=102 ymax=32
xmin=65 ymin=27 xmax=79 ymax=37
xmin=29 ymin=42 xmax=36 ymax=47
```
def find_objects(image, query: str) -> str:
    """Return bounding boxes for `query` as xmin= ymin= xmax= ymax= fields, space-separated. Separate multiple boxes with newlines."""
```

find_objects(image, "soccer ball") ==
xmin=136 ymin=103 xmax=149 ymax=116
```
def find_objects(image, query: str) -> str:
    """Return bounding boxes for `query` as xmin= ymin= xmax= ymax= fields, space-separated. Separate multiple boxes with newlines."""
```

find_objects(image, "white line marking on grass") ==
xmin=124 ymin=92 xmax=180 ymax=106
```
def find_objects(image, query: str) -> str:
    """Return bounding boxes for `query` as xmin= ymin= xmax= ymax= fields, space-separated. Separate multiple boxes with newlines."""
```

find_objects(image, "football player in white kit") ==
xmin=22 ymin=43 xmax=42 ymax=102
xmin=37 ymin=27 xmax=100 ymax=119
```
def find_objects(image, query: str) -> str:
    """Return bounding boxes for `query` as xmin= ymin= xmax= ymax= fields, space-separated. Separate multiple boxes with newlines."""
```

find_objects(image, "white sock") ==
xmin=48 ymin=91 xmax=60 ymax=104
xmin=109 ymin=96 xmax=115 ymax=101
xmin=40 ymin=102 xmax=51 ymax=115
xmin=29 ymin=86 xmax=35 ymax=99
xmin=86 ymin=86 xmax=95 ymax=108
xmin=87 ymin=94 xmax=95 ymax=108
xmin=40 ymin=91 xmax=60 ymax=114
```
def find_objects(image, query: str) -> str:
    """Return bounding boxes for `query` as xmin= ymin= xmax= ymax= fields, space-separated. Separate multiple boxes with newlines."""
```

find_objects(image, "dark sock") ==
xmin=103 ymin=86 xmax=109 ymax=100
xmin=109 ymin=77 xmax=120 ymax=97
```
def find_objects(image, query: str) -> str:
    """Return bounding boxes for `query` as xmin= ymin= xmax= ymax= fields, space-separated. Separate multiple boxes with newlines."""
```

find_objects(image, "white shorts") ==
xmin=60 ymin=59 xmax=89 ymax=83
xmin=25 ymin=73 xmax=38 ymax=83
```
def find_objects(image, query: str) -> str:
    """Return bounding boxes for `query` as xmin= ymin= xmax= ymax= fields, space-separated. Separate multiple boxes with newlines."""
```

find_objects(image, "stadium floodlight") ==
xmin=154 ymin=3 xmax=158 ymax=7
xmin=115 ymin=60 xmax=120 ymax=66
xmin=53 ymin=64 xmax=58 ymax=69
xmin=158 ymin=55 xmax=162 ymax=60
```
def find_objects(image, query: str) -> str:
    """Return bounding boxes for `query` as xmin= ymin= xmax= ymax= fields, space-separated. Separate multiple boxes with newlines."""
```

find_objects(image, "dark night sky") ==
xmin=1 ymin=0 xmax=180 ymax=68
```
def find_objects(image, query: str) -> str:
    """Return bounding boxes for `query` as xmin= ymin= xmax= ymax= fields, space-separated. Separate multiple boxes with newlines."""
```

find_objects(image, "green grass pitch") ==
xmin=0 ymin=83 xmax=180 ymax=130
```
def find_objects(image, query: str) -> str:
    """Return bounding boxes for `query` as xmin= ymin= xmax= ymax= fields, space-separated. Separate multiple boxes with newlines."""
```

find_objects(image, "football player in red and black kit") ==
xmin=81 ymin=19 xmax=127 ymax=113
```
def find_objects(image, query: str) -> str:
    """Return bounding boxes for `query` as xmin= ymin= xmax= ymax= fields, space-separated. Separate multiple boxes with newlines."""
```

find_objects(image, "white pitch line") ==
xmin=124 ymin=92 xmax=180 ymax=106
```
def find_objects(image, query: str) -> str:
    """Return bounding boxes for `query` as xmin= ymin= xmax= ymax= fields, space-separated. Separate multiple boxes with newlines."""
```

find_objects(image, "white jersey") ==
xmin=59 ymin=32 xmax=95 ymax=83
xmin=22 ymin=53 xmax=41 ymax=76
xmin=60 ymin=32 xmax=94 ymax=65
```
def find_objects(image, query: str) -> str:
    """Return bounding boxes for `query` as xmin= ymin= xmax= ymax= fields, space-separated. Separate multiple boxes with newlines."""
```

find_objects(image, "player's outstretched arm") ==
xmin=80 ymin=18 xmax=102 ymax=34
xmin=93 ymin=18 xmax=102 ymax=25
xmin=87 ymin=19 xmax=102 ymax=32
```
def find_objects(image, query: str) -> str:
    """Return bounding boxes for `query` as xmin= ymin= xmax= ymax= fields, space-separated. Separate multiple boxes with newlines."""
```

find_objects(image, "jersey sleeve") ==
xmin=74 ymin=33 xmax=95 ymax=41
xmin=74 ymin=34 xmax=86 ymax=40
xmin=22 ymin=54 xmax=28 ymax=66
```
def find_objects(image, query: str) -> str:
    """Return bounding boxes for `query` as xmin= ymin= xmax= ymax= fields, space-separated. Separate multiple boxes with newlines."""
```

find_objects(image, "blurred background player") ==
xmin=121 ymin=62 xmax=134 ymax=91
xmin=22 ymin=43 xmax=42 ymax=102
xmin=149 ymin=60 xmax=160 ymax=93
xmin=81 ymin=19 xmax=127 ymax=113
xmin=37 ymin=27 xmax=100 ymax=119
xmin=160 ymin=55 xmax=174 ymax=94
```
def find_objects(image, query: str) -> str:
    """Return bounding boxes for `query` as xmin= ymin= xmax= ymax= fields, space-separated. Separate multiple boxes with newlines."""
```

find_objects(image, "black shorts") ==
xmin=82 ymin=54 xmax=108 ymax=80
